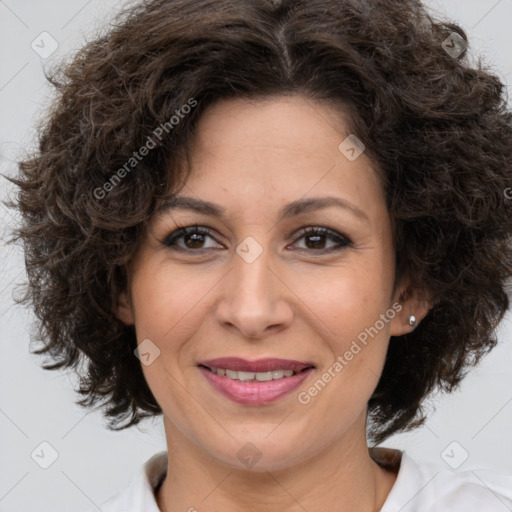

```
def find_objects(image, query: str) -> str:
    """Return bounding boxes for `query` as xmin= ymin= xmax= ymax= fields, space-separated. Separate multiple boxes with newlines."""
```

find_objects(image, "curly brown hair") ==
xmin=7 ymin=0 xmax=512 ymax=445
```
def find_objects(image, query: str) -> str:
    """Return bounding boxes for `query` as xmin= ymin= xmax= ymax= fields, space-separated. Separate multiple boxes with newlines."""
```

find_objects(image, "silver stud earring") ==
xmin=409 ymin=315 xmax=417 ymax=327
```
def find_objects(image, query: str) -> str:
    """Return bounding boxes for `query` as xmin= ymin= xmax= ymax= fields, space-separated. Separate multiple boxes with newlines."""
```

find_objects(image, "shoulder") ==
xmin=380 ymin=449 xmax=512 ymax=512
xmin=83 ymin=451 xmax=168 ymax=512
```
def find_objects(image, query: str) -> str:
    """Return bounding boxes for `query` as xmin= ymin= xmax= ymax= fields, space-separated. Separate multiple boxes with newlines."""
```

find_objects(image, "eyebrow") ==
xmin=157 ymin=195 xmax=369 ymax=222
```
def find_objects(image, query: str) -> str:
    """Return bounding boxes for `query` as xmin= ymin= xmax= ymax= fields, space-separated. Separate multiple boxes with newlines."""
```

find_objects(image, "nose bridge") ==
xmin=216 ymin=235 xmax=293 ymax=337
xmin=234 ymin=239 xmax=272 ymax=301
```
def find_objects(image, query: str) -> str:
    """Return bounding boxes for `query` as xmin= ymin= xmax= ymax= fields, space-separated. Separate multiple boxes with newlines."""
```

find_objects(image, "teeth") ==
xmin=210 ymin=368 xmax=296 ymax=381
xmin=225 ymin=369 xmax=238 ymax=379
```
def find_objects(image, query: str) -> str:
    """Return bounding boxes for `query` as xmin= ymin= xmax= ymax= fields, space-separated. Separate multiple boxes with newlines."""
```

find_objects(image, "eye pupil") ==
xmin=305 ymin=234 xmax=325 ymax=249
xmin=185 ymin=233 xmax=204 ymax=248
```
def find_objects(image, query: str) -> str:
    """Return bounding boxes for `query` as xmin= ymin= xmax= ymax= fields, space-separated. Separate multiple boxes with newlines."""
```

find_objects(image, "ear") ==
xmin=115 ymin=290 xmax=135 ymax=326
xmin=389 ymin=281 xmax=431 ymax=337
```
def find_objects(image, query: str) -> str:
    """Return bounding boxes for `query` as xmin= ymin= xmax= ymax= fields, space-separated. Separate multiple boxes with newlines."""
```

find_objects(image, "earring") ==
xmin=409 ymin=315 xmax=417 ymax=327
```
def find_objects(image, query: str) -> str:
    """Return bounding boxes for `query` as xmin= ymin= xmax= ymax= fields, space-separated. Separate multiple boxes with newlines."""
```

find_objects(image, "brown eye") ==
xmin=291 ymin=227 xmax=352 ymax=252
xmin=162 ymin=225 xmax=223 ymax=251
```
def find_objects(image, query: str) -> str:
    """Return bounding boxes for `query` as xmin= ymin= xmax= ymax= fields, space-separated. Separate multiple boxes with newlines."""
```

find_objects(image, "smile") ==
xmin=202 ymin=366 xmax=303 ymax=381
xmin=197 ymin=357 xmax=316 ymax=405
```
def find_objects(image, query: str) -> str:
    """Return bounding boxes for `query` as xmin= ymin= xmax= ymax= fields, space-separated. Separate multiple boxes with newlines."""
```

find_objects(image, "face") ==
xmin=117 ymin=95 xmax=419 ymax=471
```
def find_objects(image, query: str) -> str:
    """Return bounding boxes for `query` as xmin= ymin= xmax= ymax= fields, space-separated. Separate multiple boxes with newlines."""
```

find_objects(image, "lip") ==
xmin=198 ymin=365 xmax=315 ymax=405
xmin=198 ymin=357 xmax=315 ymax=373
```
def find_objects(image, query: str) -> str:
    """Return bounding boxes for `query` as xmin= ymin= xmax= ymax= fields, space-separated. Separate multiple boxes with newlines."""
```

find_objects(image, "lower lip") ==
xmin=198 ymin=366 xmax=314 ymax=405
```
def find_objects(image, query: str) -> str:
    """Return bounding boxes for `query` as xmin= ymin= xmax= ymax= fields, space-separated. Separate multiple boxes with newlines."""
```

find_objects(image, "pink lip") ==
xmin=197 ymin=358 xmax=315 ymax=405
xmin=199 ymin=357 xmax=314 ymax=373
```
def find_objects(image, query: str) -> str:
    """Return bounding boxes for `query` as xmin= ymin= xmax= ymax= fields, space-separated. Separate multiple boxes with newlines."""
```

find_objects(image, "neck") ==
xmin=156 ymin=414 xmax=399 ymax=512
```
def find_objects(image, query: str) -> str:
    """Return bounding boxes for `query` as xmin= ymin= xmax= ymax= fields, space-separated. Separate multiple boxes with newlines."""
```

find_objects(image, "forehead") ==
xmin=189 ymin=95 xmax=353 ymax=159
xmin=159 ymin=95 xmax=386 ymax=227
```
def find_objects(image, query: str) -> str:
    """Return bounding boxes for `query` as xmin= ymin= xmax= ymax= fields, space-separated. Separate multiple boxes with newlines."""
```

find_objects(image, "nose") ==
xmin=215 ymin=243 xmax=295 ymax=339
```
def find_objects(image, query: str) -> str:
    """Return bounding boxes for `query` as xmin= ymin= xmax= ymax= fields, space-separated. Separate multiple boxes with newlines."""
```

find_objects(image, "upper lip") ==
xmin=198 ymin=357 xmax=315 ymax=373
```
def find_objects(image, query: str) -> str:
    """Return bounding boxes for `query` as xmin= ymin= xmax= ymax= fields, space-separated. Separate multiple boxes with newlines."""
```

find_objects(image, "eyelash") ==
xmin=161 ymin=224 xmax=352 ymax=254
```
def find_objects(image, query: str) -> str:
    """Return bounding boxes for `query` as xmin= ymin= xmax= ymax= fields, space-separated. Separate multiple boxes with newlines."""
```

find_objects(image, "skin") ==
xmin=116 ymin=95 xmax=430 ymax=512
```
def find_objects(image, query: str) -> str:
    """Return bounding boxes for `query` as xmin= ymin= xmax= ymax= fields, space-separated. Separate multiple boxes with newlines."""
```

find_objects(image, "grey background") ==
xmin=1 ymin=0 xmax=511 ymax=510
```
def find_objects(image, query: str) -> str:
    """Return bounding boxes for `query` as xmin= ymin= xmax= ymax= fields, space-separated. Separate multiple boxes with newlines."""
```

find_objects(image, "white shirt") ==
xmin=90 ymin=449 xmax=512 ymax=511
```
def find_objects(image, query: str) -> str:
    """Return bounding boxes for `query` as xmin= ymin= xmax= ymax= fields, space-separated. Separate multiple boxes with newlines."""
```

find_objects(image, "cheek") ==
xmin=129 ymin=264 xmax=206 ymax=408
xmin=290 ymin=254 xmax=394 ymax=397
xmin=294 ymin=258 xmax=392 ymax=338
xmin=129 ymin=260 xmax=214 ymax=340
xmin=298 ymin=274 xmax=393 ymax=421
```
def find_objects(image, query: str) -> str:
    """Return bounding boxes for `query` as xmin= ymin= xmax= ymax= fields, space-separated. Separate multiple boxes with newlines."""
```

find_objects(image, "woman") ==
xmin=10 ymin=0 xmax=512 ymax=510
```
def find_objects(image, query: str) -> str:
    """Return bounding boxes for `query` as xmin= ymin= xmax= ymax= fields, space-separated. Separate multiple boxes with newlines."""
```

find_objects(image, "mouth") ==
xmin=198 ymin=365 xmax=314 ymax=381
xmin=197 ymin=357 xmax=315 ymax=381
xmin=197 ymin=357 xmax=316 ymax=405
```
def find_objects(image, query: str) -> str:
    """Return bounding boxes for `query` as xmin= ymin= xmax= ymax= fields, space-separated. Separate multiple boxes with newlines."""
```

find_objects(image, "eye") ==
xmin=161 ymin=224 xmax=223 ymax=251
xmin=161 ymin=224 xmax=352 ymax=254
xmin=290 ymin=226 xmax=352 ymax=253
